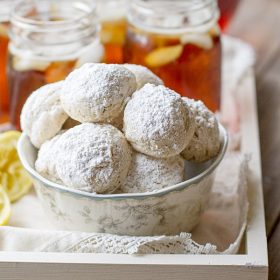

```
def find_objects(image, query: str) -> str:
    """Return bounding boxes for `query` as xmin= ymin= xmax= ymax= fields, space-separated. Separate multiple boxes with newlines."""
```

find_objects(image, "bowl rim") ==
xmin=17 ymin=124 xmax=228 ymax=201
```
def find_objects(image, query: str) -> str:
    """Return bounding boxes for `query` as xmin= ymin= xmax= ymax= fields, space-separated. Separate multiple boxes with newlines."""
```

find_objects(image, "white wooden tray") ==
xmin=0 ymin=69 xmax=268 ymax=280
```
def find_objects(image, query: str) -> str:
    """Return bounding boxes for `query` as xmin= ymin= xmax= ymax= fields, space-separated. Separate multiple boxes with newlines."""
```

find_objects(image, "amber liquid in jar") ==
xmin=218 ymin=0 xmax=240 ymax=30
xmin=8 ymin=0 xmax=98 ymax=129
xmin=100 ymin=18 xmax=127 ymax=64
xmin=124 ymin=26 xmax=221 ymax=112
xmin=8 ymin=53 xmax=76 ymax=128
xmin=0 ymin=22 xmax=9 ymax=124
xmin=97 ymin=0 xmax=128 ymax=64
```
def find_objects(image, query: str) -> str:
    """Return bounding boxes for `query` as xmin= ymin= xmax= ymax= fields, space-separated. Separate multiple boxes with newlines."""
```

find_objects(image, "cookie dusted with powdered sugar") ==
xmin=124 ymin=64 xmax=163 ymax=90
xmin=121 ymin=151 xmax=184 ymax=193
xmin=55 ymin=123 xmax=132 ymax=194
xmin=60 ymin=63 xmax=137 ymax=123
xmin=181 ymin=98 xmax=220 ymax=162
xmin=124 ymin=84 xmax=193 ymax=158
xmin=35 ymin=132 xmax=64 ymax=184
xmin=20 ymin=81 xmax=68 ymax=148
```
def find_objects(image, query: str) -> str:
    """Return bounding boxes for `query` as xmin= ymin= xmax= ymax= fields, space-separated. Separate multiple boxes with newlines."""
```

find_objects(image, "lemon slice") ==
xmin=0 ymin=131 xmax=32 ymax=202
xmin=0 ymin=187 xmax=11 ymax=226
xmin=145 ymin=45 xmax=183 ymax=68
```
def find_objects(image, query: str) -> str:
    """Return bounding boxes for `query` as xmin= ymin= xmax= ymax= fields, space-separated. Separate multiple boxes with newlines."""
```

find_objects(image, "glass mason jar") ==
xmin=0 ymin=0 xmax=14 ymax=125
xmin=8 ymin=0 xmax=100 ymax=129
xmin=124 ymin=0 xmax=222 ymax=112
xmin=97 ymin=0 xmax=128 ymax=63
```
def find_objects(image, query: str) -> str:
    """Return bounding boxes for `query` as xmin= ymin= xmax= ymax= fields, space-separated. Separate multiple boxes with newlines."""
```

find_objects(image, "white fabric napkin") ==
xmin=0 ymin=35 xmax=255 ymax=255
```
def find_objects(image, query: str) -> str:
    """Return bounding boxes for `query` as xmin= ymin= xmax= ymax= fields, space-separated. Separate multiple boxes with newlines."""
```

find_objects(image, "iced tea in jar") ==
xmin=8 ymin=0 xmax=100 ymax=129
xmin=97 ymin=0 xmax=128 ymax=63
xmin=0 ymin=1 xmax=14 ymax=125
xmin=124 ymin=0 xmax=222 ymax=112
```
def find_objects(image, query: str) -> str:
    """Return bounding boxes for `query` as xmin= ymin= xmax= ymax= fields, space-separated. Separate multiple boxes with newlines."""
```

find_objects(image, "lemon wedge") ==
xmin=0 ymin=187 xmax=11 ymax=226
xmin=145 ymin=45 xmax=183 ymax=68
xmin=0 ymin=131 xmax=32 ymax=202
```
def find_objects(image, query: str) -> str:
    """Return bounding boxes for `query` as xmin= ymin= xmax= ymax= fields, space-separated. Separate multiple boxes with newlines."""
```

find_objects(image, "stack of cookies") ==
xmin=21 ymin=63 xmax=220 ymax=194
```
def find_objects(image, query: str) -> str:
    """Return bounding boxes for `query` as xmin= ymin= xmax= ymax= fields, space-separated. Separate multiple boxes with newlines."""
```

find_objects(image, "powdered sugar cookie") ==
xmin=124 ymin=64 xmax=163 ymax=89
xmin=55 ymin=123 xmax=132 ymax=194
xmin=121 ymin=152 xmax=184 ymax=193
xmin=181 ymin=98 xmax=220 ymax=162
xmin=124 ymin=84 xmax=191 ymax=158
xmin=20 ymin=81 xmax=68 ymax=148
xmin=60 ymin=63 xmax=137 ymax=123
xmin=35 ymin=132 xmax=64 ymax=184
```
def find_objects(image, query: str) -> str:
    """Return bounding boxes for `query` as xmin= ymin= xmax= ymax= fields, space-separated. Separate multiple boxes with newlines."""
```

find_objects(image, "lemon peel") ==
xmin=0 ymin=131 xmax=32 ymax=202
xmin=145 ymin=45 xmax=183 ymax=68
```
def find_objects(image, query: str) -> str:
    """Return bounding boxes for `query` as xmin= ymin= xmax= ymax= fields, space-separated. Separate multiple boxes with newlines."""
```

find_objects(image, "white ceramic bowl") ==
xmin=17 ymin=125 xmax=228 ymax=236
